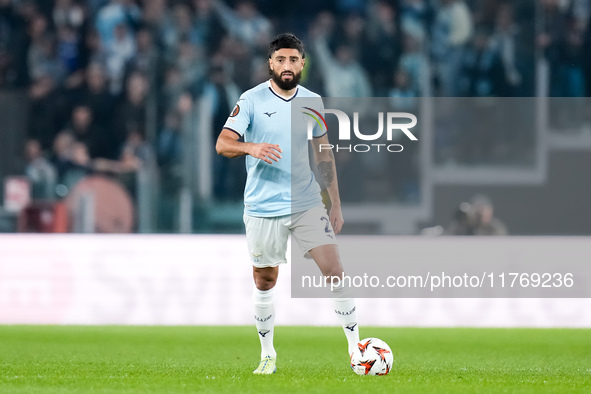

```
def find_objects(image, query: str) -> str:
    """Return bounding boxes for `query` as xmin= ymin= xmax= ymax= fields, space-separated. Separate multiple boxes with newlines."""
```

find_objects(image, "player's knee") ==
xmin=323 ymin=267 xmax=344 ymax=281
xmin=253 ymin=269 xmax=278 ymax=290
xmin=254 ymin=276 xmax=276 ymax=291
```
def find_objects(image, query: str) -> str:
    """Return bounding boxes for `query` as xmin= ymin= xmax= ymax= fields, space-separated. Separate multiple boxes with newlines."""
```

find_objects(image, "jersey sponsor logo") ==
xmin=264 ymin=111 xmax=277 ymax=117
xmin=230 ymin=104 xmax=240 ymax=117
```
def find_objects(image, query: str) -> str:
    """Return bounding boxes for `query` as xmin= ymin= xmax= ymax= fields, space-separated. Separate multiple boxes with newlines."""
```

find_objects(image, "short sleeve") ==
xmin=223 ymin=94 xmax=252 ymax=136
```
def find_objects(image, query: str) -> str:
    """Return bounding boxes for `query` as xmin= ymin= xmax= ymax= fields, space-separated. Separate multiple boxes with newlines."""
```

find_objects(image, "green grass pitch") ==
xmin=0 ymin=326 xmax=589 ymax=393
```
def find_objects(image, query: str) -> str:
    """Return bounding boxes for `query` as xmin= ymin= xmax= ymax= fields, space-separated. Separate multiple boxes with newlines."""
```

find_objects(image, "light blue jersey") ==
xmin=223 ymin=80 xmax=325 ymax=217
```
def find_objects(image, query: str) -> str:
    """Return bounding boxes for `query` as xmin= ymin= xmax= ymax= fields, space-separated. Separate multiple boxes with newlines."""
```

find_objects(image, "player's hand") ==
xmin=329 ymin=204 xmax=344 ymax=235
xmin=248 ymin=143 xmax=282 ymax=164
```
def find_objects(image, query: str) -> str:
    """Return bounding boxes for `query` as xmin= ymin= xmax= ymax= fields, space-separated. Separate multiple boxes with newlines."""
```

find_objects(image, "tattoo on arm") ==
xmin=317 ymin=161 xmax=334 ymax=187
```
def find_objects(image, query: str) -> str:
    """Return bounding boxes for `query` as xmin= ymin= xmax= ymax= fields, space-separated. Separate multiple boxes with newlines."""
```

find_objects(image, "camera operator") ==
xmin=445 ymin=195 xmax=508 ymax=235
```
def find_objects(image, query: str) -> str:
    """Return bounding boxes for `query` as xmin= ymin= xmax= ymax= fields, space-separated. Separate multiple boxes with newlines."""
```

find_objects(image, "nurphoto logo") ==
xmin=303 ymin=107 xmax=418 ymax=153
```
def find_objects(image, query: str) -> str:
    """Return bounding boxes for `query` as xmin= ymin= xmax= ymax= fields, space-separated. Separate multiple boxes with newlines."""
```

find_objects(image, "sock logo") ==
xmin=258 ymin=330 xmax=270 ymax=337
xmin=345 ymin=323 xmax=357 ymax=332
xmin=254 ymin=314 xmax=272 ymax=322
xmin=335 ymin=306 xmax=356 ymax=316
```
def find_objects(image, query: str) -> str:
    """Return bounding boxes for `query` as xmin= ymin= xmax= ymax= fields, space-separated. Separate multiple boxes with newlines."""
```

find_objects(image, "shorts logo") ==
xmin=252 ymin=252 xmax=262 ymax=264
xmin=320 ymin=217 xmax=333 ymax=238
xmin=230 ymin=104 xmax=240 ymax=117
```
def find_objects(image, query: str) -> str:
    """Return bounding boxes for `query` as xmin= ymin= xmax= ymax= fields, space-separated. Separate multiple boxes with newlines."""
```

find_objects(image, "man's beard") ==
xmin=270 ymin=68 xmax=301 ymax=90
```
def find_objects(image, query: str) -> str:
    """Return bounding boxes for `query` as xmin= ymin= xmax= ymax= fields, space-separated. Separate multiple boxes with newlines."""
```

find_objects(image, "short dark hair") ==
xmin=268 ymin=33 xmax=305 ymax=59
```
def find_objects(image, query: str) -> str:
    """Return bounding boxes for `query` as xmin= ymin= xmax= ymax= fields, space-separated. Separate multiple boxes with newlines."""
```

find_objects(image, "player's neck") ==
xmin=269 ymin=79 xmax=297 ymax=99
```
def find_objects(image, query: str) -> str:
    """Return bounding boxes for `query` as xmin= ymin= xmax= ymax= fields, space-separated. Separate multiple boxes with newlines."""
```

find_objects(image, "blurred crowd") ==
xmin=1 ymin=0 xmax=590 ymax=206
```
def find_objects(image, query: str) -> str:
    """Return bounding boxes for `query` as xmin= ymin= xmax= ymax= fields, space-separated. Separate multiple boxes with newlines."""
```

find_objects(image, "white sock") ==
xmin=253 ymin=286 xmax=277 ymax=359
xmin=332 ymin=285 xmax=359 ymax=355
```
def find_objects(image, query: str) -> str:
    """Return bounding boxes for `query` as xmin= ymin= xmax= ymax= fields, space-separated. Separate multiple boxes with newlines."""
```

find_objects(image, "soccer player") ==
xmin=216 ymin=33 xmax=359 ymax=374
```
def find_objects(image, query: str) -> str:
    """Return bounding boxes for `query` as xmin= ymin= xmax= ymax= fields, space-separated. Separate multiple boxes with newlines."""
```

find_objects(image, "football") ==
xmin=350 ymin=337 xmax=393 ymax=376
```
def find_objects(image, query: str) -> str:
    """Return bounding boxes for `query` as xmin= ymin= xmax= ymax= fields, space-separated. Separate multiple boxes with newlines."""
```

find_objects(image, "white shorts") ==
xmin=243 ymin=206 xmax=338 ymax=268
